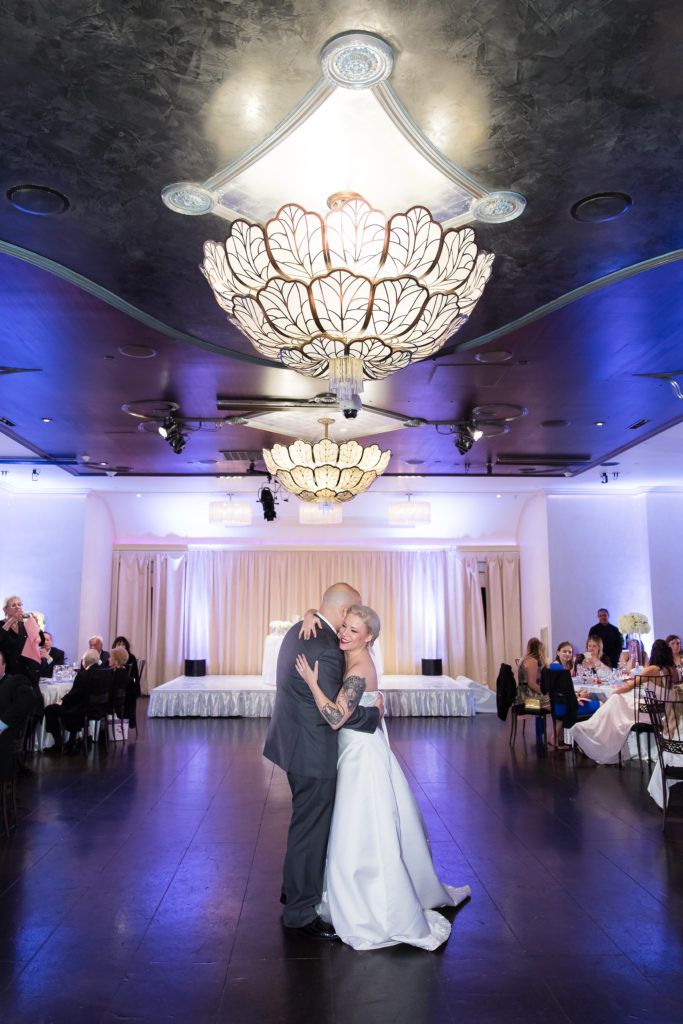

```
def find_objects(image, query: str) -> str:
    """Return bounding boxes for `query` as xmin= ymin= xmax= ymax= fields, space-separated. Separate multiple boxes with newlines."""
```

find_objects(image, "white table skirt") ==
xmin=37 ymin=681 xmax=75 ymax=749
xmin=148 ymin=674 xmax=490 ymax=719
xmin=647 ymin=752 xmax=683 ymax=809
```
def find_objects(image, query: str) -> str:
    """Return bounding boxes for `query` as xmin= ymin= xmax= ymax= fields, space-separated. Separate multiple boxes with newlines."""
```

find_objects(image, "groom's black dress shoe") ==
xmin=284 ymin=915 xmax=338 ymax=940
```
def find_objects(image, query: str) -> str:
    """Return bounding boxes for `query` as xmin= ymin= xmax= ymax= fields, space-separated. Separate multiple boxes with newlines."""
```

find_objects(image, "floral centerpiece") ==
xmin=618 ymin=612 xmax=651 ymax=668
xmin=617 ymin=612 xmax=651 ymax=635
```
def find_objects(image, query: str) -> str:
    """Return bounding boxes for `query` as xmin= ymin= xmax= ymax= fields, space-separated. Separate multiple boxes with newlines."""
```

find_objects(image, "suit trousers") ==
xmin=282 ymin=771 xmax=336 ymax=928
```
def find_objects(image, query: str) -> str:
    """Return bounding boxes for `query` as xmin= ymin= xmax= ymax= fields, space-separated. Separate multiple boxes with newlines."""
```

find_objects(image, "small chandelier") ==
xmin=262 ymin=417 xmax=390 ymax=502
xmin=209 ymin=495 xmax=253 ymax=526
xmin=201 ymin=192 xmax=494 ymax=400
xmin=388 ymin=496 xmax=431 ymax=526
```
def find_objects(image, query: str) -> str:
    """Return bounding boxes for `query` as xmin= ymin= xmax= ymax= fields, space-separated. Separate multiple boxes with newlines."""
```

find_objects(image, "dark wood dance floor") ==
xmin=1 ymin=706 xmax=683 ymax=1023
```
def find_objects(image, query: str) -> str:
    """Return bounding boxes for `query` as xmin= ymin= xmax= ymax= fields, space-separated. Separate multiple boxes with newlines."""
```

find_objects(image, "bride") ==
xmin=296 ymin=603 xmax=470 ymax=951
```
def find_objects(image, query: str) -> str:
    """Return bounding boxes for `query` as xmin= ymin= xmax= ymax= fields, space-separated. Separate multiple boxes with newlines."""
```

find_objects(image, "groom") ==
xmin=264 ymin=582 xmax=382 ymax=938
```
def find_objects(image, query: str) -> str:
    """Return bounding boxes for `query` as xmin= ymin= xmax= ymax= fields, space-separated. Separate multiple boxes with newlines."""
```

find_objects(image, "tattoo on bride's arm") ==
xmin=322 ymin=702 xmax=343 ymax=725
xmin=340 ymin=675 xmax=366 ymax=714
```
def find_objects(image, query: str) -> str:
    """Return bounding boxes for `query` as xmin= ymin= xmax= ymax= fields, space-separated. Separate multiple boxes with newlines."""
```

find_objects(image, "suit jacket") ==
xmin=61 ymin=666 xmax=95 ymax=712
xmin=99 ymin=650 xmax=110 ymax=668
xmin=0 ymin=672 xmax=44 ymax=727
xmin=263 ymin=620 xmax=379 ymax=779
xmin=589 ymin=622 xmax=623 ymax=668
xmin=39 ymin=646 xmax=65 ymax=678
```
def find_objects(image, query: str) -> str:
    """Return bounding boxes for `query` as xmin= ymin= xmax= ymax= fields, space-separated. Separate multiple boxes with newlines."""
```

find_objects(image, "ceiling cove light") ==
xmin=163 ymin=31 xmax=523 ymax=400
xmin=162 ymin=32 xmax=525 ymax=228
xmin=262 ymin=416 xmax=390 ymax=503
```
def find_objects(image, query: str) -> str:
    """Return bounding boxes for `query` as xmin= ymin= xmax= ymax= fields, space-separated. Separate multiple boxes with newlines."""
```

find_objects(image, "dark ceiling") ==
xmin=1 ymin=0 xmax=683 ymax=479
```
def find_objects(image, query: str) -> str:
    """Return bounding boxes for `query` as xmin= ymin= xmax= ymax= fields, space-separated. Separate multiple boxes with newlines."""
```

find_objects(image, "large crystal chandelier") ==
xmin=201 ymin=192 xmax=494 ymax=400
xmin=262 ymin=417 xmax=390 ymax=502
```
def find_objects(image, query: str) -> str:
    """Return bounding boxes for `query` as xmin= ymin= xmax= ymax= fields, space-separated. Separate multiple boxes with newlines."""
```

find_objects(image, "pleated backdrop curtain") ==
xmin=109 ymin=551 xmax=187 ymax=692
xmin=485 ymin=552 xmax=522 ymax=683
xmin=110 ymin=548 xmax=519 ymax=689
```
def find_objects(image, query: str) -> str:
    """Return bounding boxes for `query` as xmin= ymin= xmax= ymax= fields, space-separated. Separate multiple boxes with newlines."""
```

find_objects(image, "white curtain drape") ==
xmin=110 ymin=547 xmax=517 ymax=689
xmin=485 ymin=551 xmax=522 ymax=685
xmin=109 ymin=551 xmax=187 ymax=691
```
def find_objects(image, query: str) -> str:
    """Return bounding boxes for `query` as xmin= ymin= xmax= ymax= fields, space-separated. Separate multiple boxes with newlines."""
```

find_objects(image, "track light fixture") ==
xmin=258 ymin=485 xmax=277 ymax=521
xmin=453 ymin=421 xmax=484 ymax=456
xmin=158 ymin=416 xmax=187 ymax=454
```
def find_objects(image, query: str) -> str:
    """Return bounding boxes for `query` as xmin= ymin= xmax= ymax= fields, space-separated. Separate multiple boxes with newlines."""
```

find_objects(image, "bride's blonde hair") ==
xmin=346 ymin=604 xmax=381 ymax=647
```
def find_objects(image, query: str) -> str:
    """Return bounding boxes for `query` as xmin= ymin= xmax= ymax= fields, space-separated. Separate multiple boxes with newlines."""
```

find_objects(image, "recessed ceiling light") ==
xmin=118 ymin=345 xmax=158 ymax=359
xmin=474 ymin=350 xmax=513 ymax=364
xmin=472 ymin=403 xmax=528 ymax=422
xmin=41 ymin=417 xmax=52 ymax=423
xmin=136 ymin=493 xmax=142 ymax=498
xmin=496 ymin=493 xmax=502 ymax=498
xmin=7 ymin=183 xmax=70 ymax=216
xmin=594 ymin=421 xmax=605 ymax=427
xmin=570 ymin=192 xmax=631 ymax=223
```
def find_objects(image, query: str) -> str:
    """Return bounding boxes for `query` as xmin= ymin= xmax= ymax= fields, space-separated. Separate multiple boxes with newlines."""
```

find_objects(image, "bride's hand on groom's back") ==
xmin=299 ymin=609 xmax=322 ymax=639
xmin=295 ymin=653 xmax=318 ymax=689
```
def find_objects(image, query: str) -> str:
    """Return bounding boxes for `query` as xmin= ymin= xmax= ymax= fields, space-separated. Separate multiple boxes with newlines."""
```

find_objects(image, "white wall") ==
xmin=78 ymin=492 xmax=116 ymax=656
xmin=547 ymin=493 xmax=653 ymax=653
xmin=0 ymin=490 xmax=88 ymax=662
xmin=644 ymin=493 xmax=683 ymax=639
xmin=517 ymin=491 xmax=551 ymax=650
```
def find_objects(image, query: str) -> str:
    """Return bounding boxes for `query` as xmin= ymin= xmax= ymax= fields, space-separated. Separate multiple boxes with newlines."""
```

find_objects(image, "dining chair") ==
xmin=642 ymin=689 xmax=683 ymax=829
xmin=544 ymin=668 xmax=598 ymax=749
xmin=107 ymin=667 xmax=129 ymax=744
xmin=629 ymin=676 xmax=655 ymax=767
xmin=80 ymin=668 xmax=114 ymax=754
xmin=1 ymin=725 xmax=28 ymax=837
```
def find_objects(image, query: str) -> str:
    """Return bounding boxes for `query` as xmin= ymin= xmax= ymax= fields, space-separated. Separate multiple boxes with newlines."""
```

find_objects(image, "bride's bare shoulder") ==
xmin=345 ymin=653 xmax=377 ymax=692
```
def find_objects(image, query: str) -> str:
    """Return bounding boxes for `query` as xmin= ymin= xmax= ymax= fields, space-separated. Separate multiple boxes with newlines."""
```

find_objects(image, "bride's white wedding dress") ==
xmin=318 ymin=691 xmax=470 ymax=951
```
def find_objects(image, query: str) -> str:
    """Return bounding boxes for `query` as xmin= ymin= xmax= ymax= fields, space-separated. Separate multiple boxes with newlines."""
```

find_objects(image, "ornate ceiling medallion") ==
xmin=262 ymin=417 xmax=390 ymax=502
xmin=201 ymin=193 xmax=494 ymax=398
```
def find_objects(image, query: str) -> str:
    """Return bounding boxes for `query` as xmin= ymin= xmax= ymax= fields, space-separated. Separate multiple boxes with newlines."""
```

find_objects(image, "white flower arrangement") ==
xmin=268 ymin=620 xmax=292 ymax=635
xmin=618 ymin=612 xmax=651 ymax=635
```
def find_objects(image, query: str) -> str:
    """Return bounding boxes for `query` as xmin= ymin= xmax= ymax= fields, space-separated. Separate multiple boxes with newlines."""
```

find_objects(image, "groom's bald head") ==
xmin=320 ymin=582 xmax=362 ymax=630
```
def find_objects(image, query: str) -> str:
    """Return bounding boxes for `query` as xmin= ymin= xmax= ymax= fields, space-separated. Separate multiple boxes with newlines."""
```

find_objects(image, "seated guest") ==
xmin=0 ymin=650 xmax=44 ymax=774
xmin=571 ymin=639 xmax=680 ymax=764
xmin=587 ymin=608 xmax=623 ymax=672
xmin=38 ymin=631 xmax=66 ymax=679
xmin=667 ymin=634 xmax=682 ymax=671
xmin=112 ymin=637 xmax=140 ymax=727
xmin=550 ymin=641 xmax=576 ymax=676
xmin=88 ymin=635 xmax=110 ymax=667
xmin=43 ymin=649 xmax=99 ymax=753
xmin=574 ymin=634 xmax=612 ymax=673
xmin=108 ymin=647 xmax=131 ymax=722
xmin=0 ymin=595 xmax=43 ymax=686
xmin=516 ymin=637 xmax=550 ymax=709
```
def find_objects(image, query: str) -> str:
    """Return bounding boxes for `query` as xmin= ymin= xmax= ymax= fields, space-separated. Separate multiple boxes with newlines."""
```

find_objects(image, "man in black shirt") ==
xmin=588 ymin=608 xmax=623 ymax=669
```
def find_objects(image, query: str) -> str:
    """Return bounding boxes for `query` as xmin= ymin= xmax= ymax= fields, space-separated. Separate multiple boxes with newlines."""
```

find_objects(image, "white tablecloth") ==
xmin=261 ymin=634 xmax=283 ymax=687
xmin=647 ymin=753 xmax=683 ymax=808
xmin=37 ymin=680 xmax=74 ymax=749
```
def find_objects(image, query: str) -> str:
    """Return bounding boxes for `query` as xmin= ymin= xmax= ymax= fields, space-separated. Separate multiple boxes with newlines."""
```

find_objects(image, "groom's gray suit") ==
xmin=264 ymin=618 xmax=379 ymax=928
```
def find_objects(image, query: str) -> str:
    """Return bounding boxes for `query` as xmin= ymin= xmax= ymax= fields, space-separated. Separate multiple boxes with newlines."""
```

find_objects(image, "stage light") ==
xmin=258 ymin=486 xmax=277 ymax=521
xmin=158 ymin=416 xmax=188 ymax=454
xmin=454 ymin=421 xmax=482 ymax=456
